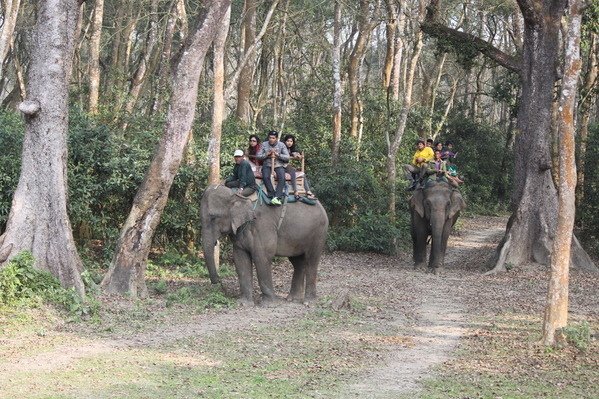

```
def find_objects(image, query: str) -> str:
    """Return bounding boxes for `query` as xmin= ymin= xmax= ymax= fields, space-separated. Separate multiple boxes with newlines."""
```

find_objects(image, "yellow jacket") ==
xmin=412 ymin=147 xmax=434 ymax=166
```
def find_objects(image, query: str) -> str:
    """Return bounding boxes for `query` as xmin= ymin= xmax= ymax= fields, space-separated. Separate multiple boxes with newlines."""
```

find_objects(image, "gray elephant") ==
xmin=409 ymin=180 xmax=466 ymax=273
xmin=200 ymin=184 xmax=329 ymax=305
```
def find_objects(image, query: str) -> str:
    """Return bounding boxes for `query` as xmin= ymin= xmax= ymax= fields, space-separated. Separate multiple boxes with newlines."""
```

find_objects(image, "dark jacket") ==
xmin=226 ymin=160 xmax=257 ymax=189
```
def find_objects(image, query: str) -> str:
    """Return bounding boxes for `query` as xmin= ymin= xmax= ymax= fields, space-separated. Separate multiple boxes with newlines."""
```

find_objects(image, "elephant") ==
xmin=200 ymin=184 xmax=329 ymax=306
xmin=409 ymin=180 xmax=466 ymax=274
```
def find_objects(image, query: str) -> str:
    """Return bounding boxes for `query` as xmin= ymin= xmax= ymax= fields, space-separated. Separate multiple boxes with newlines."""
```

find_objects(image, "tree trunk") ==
xmin=88 ymin=0 xmax=104 ymax=114
xmin=236 ymin=0 xmax=257 ymax=125
xmin=101 ymin=0 xmax=231 ymax=298
xmin=0 ymin=0 xmax=21 ymax=72
xmin=543 ymin=0 xmax=582 ymax=346
xmin=152 ymin=0 xmax=188 ymax=114
xmin=348 ymin=0 xmax=378 ymax=139
xmin=208 ymin=5 xmax=231 ymax=185
xmin=390 ymin=9 xmax=406 ymax=101
xmin=386 ymin=0 xmax=425 ymax=219
xmin=224 ymin=0 xmax=279 ymax=103
xmin=382 ymin=0 xmax=398 ymax=90
xmin=489 ymin=0 xmax=596 ymax=273
xmin=122 ymin=0 xmax=159 ymax=122
xmin=331 ymin=0 xmax=342 ymax=167
xmin=0 ymin=0 xmax=84 ymax=296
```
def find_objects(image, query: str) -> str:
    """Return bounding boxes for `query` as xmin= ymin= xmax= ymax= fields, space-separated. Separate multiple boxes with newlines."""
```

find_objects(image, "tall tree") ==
xmin=0 ymin=0 xmax=84 ymax=295
xmin=331 ymin=0 xmax=342 ymax=167
xmin=101 ymin=0 xmax=231 ymax=297
xmin=422 ymin=0 xmax=596 ymax=272
xmin=236 ymin=0 xmax=257 ymax=124
xmin=0 ymin=0 xmax=21 ymax=72
xmin=386 ymin=0 xmax=425 ymax=223
xmin=208 ymin=5 xmax=231 ymax=185
xmin=122 ymin=0 xmax=159 ymax=122
xmin=543 ymin=0 xmax=583 ymax=346
xmin=348 ymin=0 xmax=380 ymax=141
xmin=88 ymin=0 xmax=105 ymax=114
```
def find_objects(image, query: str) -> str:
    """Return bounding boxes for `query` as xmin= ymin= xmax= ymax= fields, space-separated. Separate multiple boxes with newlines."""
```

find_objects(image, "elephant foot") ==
xmin=414 ymin=263 xmax=426 ymax=270
xmin=286 ymin=294 xmax=304 ymax=304
xmin=237 ymin=297 xmax=255 ymax=307
xmin=426 ymin=267 xmax=440 ymax=275
xmin=303 ymin=294 xmax=317 ymax=306
xmin=260 ymin=294 xmax=284 ymax=307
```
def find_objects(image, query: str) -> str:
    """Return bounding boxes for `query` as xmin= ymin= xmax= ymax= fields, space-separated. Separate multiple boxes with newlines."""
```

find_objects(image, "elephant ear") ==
xmin=230 ymin=197 xmax=255 ymax=234
xmin=410 ymin=190 xmax=425 ymax=218
xmin=448 ymin=190 xmax=466 ymax=220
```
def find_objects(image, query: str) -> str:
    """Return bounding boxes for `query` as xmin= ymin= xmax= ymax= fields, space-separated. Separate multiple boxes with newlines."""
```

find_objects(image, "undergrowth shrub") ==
xmin=0 ymin=252 xmax=99 ymax=319
xmin=561 ymin=321 xmax=591 ymax=352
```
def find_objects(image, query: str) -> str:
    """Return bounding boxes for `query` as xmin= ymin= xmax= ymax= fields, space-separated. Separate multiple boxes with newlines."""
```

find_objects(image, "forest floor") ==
xmin=0 ymin=215 xmax=598 ymax=398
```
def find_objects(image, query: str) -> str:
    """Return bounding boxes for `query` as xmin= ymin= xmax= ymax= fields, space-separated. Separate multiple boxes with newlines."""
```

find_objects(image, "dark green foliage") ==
xmin=442 ymin=115 xmax=512 ymax=212
xmin=327 ymin=211 xmax=401 ymax=255
xmin=0 ymin=251 xmax=99 ymax=318
xmin=0 ymin=111 xmax=24 ymax=230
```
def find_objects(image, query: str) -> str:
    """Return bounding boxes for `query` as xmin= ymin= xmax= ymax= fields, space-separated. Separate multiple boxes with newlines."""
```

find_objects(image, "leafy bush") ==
xmin=327 ymin=211 xmax=401 ymax=255
xmin=0 ymin=252 xmax=99 ymax=318
xmin=561 ymin=321 xmax=591 ymax=352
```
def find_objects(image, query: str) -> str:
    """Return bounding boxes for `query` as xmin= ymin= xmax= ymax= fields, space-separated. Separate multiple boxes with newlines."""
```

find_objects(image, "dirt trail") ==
xmin=340 ymin=217 xmax=505 ymax=397
xmin=0 ymin=216 xmax=508 ymax=397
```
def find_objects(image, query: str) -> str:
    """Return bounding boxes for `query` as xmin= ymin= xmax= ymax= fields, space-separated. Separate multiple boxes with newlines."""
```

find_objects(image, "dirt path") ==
xmin=343 ymin=216 xmax=506 ymax=397
xmin=0 ymin=216 xmax=509 ymax=398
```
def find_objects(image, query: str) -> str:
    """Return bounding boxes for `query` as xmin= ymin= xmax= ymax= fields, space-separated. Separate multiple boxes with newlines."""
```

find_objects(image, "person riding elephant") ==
xmin=409 ymin=180 xmax=466 ymax=274
xmin=201 ymin=184 xmax=328 ymax=306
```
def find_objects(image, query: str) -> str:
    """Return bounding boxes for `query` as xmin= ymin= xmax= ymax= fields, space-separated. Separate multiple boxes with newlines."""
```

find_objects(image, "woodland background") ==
xmin=0 ymin=0 xmax=597 ymax=299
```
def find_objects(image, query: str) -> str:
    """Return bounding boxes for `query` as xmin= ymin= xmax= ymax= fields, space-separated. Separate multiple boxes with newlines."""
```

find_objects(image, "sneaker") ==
xmin=270 ymin=197 xmax=282 ymax=205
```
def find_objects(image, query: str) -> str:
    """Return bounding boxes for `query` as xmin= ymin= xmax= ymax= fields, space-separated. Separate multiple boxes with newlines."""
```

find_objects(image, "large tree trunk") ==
xmin=236 ymin=0 xmax=257 ymax=125
xmin=543 ymin=0 xmax=582 ymax=346
xmin=88 ymin=0 xmax=104 ymax=114
xmin=489 ymin=0 xmax=595 ymax=273
xmin=0 ymin=0 xmax=84 ymax=296
xmin=101 ymin=0 xmax=231 ymax=298
xmin=422 ymin=0 xmax=596 ymax=273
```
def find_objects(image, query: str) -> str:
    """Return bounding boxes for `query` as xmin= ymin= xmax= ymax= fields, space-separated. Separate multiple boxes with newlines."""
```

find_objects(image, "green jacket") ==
xmin=226 ymin=160 xmax=257 ymax=189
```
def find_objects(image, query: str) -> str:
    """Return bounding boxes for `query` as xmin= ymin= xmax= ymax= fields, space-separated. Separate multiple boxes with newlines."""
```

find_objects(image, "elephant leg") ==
xmin=287 ymin=255 xmax=306 ymax=303
xmin=253 ymin=252 xmax=281 ymax=304
xmin=233 ymin=247 xmax=254 ymax=306
xmin=411 ymin=222 xmax=427 ymax=269
xmin=303 ymin=251 xmax=322 ymax=303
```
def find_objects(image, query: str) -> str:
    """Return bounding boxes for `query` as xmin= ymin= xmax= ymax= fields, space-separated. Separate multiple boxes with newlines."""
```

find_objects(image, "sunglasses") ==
xmin=249 ymin=139 xmax=257 ymax=142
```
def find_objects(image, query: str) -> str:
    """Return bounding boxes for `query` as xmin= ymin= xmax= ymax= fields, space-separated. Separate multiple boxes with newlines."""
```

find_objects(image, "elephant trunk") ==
xmin=201 ymin=227 xmax=221 ymax=284
xmin=429 ymin=214 xmax=447 ymax=269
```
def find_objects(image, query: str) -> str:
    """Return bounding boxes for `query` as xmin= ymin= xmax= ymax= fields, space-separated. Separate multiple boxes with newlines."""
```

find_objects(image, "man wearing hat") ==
xmin=257 ymin=130 xmax=289 ymax=205
xmin=225 ymin=149 xmax=258 ymax=197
